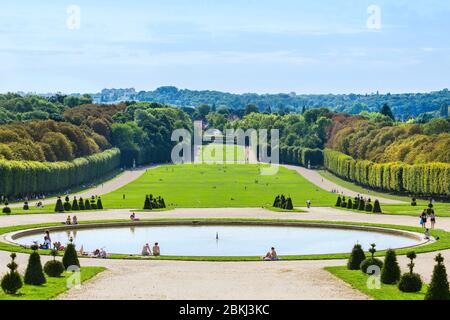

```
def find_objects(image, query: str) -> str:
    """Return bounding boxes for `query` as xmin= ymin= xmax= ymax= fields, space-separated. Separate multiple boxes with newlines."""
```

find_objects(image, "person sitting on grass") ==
xmin=153 ymin=242 xmax=160 ymax=256
xmin=424 ymin=228 xmax=430 ymax=240
xmin=100 ymin=248 xmax=107 ymax=258
xmin=262 ymin=251 xmax=272 ymax=261
xmin=270 ymin=247 xmax=279 ymax=261
xmin=142 ymin=243 xmax=152 ymax=256
xmin=72 ymin=215 xmax=78 ymax=225
xmin=66 ymin=216 xmax=71 ymax=225
xmin=92 ymin=248 xmax=101 ymax=257
xmin=130 ymin=212 xmax=140 ymax=221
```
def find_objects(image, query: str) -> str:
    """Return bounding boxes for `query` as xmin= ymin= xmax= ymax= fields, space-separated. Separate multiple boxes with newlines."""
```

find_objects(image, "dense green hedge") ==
xmin=324 ymin=149 xmax=450 ymax=197
xmin=279 ymin=146 xmax=323 ymax=168
xmin=0 ymin=148 xmax=121 ymax=197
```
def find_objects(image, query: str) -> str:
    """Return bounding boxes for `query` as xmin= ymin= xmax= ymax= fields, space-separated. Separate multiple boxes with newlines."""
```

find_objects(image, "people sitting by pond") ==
xmin=72 ymin=215 xmax=78 ymax=225
xmin=424 ymin=228 xmax=430 ymax=240
xmin=262 ymin=251 xmax=272 ymax=261
xmin=99 ymin=248 xmax=107 ymax=258
xmin=152 ymin=242 xmax=160 ymax=256
xmin=142 ymin=243 xmax=152 ymax=256
xmin=130 ymin=212 xmax=140 ymax=221
xmin=262 ymin=247 xmax=279 ymax=261
xmin=36 ymin=201 xmax=43 ymax=209
xmin=53 ymin=241 xmax=65 ymax=251
xmin=66 ymin=215 xmax=72 ymax=225
xmin=92 ymin=248 xmax=101 ymax=257
xmin=39 ymin=231 xmax=52 ymax=249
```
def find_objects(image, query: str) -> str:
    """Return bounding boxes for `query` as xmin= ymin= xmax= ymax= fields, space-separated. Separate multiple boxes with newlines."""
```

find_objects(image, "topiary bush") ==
xmin=347 ymin=199 xmax=353 ymax=209
xmin=2 ymin=206 xmax=11 ymax=214
xmin=381 ymin=249 xmax=401 ymax=284
xmin=62 ymin=240 xmax=80 ymax=270
xmin=44 ymin=249 xmax=65 ymax=277
xmin=1 ymin=253 xmax=23 ymax=295
xmin=358 ymin=199 xmax=365 ymax=211
xmin=72 ymin=197 xmax=79 ymax=210
xmin=84 ymin=199 xmax=91 ymax=210
xmin=398 ymin=251 xmax=422 ymax=293
xmin=78 ymin=197 xmax=85 ymax=210
xmin=335 ymin=196 xmax=341 ymax=207
xmin=347 ymin=244 xmax=366 ymax=270
xmin=360 ymin=243 xmax=383 ymax=274
xmin=353 ymin=198 xmax=359 ymax=209
xmin=372 ymin=200 xmax=382 ymax=213
xmin=411 ymin=198 xmax=417 ymax=206
xmin=55 ymin=197 xmax=64 ymax=212
xmin=285 ymin=197 xmax=294 ymax=210
xmin=23 ymin=201 xmax=29 ymax=210
xmin=365 ymin=203 xmax=373 ymax=212
xmin=97 ymin=197 xmax=103 ymax=210
xmin=24 ymin=245 xmax=46 ymax=285
xmin=425 ymin=253 xmax=450 ymax=300
xmin=63 ymin=200 xmax=72 ymax=212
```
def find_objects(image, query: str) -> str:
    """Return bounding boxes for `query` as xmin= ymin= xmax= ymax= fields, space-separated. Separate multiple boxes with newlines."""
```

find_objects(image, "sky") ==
xmin=0 ymin=0 xmax=449 ymax=94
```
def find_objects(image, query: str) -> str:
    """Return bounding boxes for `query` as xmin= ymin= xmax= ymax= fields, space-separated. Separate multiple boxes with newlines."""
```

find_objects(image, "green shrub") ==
xmin=425 ymin=254 xmax=450 ymax=300
xmin=44 ymin=250 xmax=65 ymax=277
xmin=2 ymin=206 xmax=11 ymax=214
xmin=1 ymin=253 xmax=22 ymax=295
xmin=72 ymin=198 xmax=79 ymax=210
xmin=62 ymin=241 xmax=80 ymax=270
xmin=361 ymin=244 xmax=383 ymax=273
xmin=55 ymin=197 xmax=64 ymax=212
xmin=84 ymin=199 xmax=91 ymax=210
xmin=335 ymin=196 xmax=341 ymax=207
xmin=97 ymin=197 xmax=103 ymax=209
xmin=358 ymin=199 xmax=365 ymax=210
xmin=347 ymin=244 xmax=366 ymax=270
xmin=63 ymin=201 xmax=72 ymax=211
xmin=144 ymin=195 xmax=151 ymax=210
xmin=381 ymin=249 xmax=401 ymax=284
xmin=23 ymin=202 xmax=29 ymax=210
xmin=285 ymin=197 xmax=294 ymax=210
xmin=399 ymin=273 xmax=423 ymax=292
xmin=78 ymin=198 xmax=85 ymax=210
xmin=372 ymin=200 xmax=382 ymax=213
xmin=353 ymin=198 xmax=359 ymax=209
xmin=347 ymin=199 xmax=353 ymax=209
xmin=365 ymin=203 xmax=373 ymax=212
xmin=24 ymin=245 xmax=46 ymax=285
xmin=411 ymin=198 xmax=417 ymax=206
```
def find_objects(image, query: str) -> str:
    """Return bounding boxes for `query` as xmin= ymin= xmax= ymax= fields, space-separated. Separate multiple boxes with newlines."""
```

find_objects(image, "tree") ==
xmin=1 ymin=253 xmax=22 ymax=294
xmin=398 ymin=251 xmax=422 ymax=293
xmin=144 ymin=195 xmax=151 ymax=210
xmin=245 ymin=104 xmax=259 ymax=115
xmin=24 ymin=245 xmax=46 ymax=285
xmin=360 ymin=243 xmax=383 ymax=273
xmin=97 ymin=197 xmax=103 ymax=210
xmin=347 ymin=199 xmax=353 ymax=209
xmin=347 ymin=244 xmax=366 ymax=270
xmin=440 ymin=104 xmax=449 ymax=118
xmin=335 ymin=196 xmax=341 ymax=207
xmin=72 ymin=197 xmax=79 ymax=210
xmin=84 ymin=199 xmax=91 ymax=210
xmin=381 ymin=249 xmax=401 ymax=284
xmin=425 ymin=254 xmax=450 ymax=300
xmin=372 ymin=200 xmax=382 ymax=213
xmin=285 ymin=197 xmax=294 ymax=210
xmin=380 ymin=103 xmax=395 ymax=121
xmin=62 ymin=240 xmax=80 ymax=270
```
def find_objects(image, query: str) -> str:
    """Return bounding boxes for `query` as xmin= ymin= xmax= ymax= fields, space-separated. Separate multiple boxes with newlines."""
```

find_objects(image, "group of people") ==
xmin=262 ymin=247 xmax=279 ymax=261
xmin=142 ymin=242 xmax=160 ymax=256
xmin=420 ymin=209 xmax=436 ymax=229
xmin=65 ymin=215 xmax=78 ymax=225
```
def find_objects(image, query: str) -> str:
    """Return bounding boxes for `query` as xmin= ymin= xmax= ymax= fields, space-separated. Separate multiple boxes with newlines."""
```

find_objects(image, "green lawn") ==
xmin=325 ymin=266 xmax=427 ymax=300
xmin=201 ymin=144 xmax=246 ymax=162
xmin=320 ymin=170 xmax=450 ymax=217
xmin=101 ymin=164 xmax=336 ymax=208
xmin=1 ymin=207 xmax=104 ymax=216
xmin=0 ymin=267 xmax=105 ymax=300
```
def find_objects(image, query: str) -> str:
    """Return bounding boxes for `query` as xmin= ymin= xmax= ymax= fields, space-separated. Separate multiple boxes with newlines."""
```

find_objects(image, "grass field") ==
xmin=0 ymin=267 xmax=105 ymax=300
xmin=320 ymin=170 xmax=450 ymax=217
xmin=325 ymin=266 xmax=427 ymax=300
xmin=101 ymin=164 xmax=336 ymax=208
xmin=200 ymin=144 xmax=247 ymax=162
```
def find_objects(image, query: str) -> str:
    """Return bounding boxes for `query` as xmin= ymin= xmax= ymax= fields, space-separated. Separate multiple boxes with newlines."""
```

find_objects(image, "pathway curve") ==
xmin=283 ymin=164 xmax=406 ymax=204
xmin=1 ymin=207 xmax=449 ymax=299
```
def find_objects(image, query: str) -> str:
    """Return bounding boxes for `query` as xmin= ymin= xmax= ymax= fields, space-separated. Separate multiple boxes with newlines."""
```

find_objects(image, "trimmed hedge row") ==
xmin=279 ymin=146 xmax=324 ymax=168
xmin=0 ymin=148 xmax=121 ymax=197
xmin=324 ymin=148 xmax=450 ymax=197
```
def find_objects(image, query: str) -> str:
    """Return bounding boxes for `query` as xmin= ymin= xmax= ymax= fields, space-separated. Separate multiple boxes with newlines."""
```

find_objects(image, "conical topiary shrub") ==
xmin=347 ymin=199 xmax=353 ymax=209
xmin=72 ymin=197 xmax=79 ymax=211
xmin=62 ymin=240 xmax=80 ymax=270
xmin=360 ymin=243 xmax=383 ymax=273
xmin=372 ymin=200 xmax=382 ymax=213
xmin=144 ymin=195 xmax=151 ymax=210
xmin=63 ymin=199 xmax=72 ymax=212
xmin=78 ymin=197 xmax=85 ymax=210
xmin=23 ymin=201 xmax=29 ymax=210
xmin=1 ymin=253 xmax=23 ymax=295
xmin=2 ymin=206 xmax=11 ymax=214
xmin=84 ymin=199 xmax=91 ymax=210
xmin=24 ymin=245 xmax=46 ymax=285
xmin=381 ymin=249 xmax=401 ymax=284
xmin=358 ymin=199 xmax=365 ymax=210
xmin=44 ymin=249 xmax=65 ymax=277
xmin=425 ymin=253 xmax=450 ymax=300
xmin=347 ymin=244 xmax=366 ymax=270
xmin=285 ymin=197 xmax=294 ymax=210
xmin=353 ymin=198 xmax=359 ymax=209
xmin=335 ymin=196 xmax=342 ymax=207
xmin=398 ymin=251 xmax=422 ymax=293
xmin=55 ymin=197 xmax=64 ymax=212
xmin=97 ymin=197 xmax=103 ymax=210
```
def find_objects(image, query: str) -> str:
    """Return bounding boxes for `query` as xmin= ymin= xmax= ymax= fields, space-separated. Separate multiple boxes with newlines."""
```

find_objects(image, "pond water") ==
xmin=15 ymin=225 xmax=420 ymax=256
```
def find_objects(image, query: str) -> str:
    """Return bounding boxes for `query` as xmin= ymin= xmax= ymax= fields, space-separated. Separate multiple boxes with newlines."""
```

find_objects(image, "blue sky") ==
xmin=0 ymin=0 xmax=449 ymax=94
